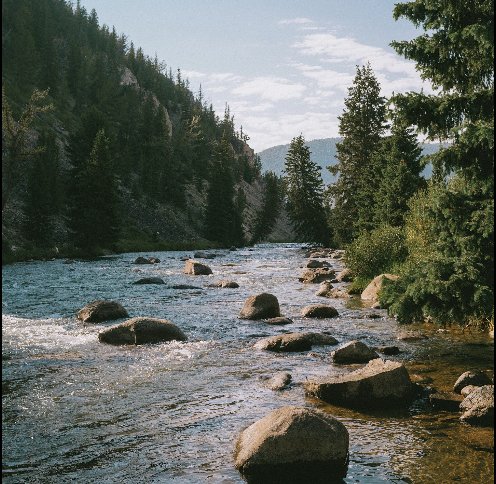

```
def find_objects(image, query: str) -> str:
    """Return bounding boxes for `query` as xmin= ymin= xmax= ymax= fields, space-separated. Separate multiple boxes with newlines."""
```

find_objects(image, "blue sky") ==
xmin=78 ymin=0 xmax=434 ymax=152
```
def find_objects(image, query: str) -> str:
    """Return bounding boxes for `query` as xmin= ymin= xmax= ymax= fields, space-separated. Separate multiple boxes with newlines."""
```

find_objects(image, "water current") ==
xmin=2 ymin=243 xmax=494 ymax=483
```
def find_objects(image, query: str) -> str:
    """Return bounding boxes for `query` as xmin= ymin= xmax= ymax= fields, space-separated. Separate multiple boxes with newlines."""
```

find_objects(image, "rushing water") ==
xmin=2 ymin=243 xmax=494 ymax=483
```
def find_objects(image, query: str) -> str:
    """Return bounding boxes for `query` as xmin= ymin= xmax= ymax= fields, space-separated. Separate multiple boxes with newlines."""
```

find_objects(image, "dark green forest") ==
xmin=2 ymin=0 xmax=278 ymax=261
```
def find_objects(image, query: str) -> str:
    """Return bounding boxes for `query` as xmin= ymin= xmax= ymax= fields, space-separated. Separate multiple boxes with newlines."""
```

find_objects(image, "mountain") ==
xmin=257 ymin=138 xmax=443 ymax=184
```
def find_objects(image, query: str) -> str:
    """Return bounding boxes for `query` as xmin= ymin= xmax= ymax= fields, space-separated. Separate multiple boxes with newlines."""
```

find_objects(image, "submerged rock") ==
xmin=331 ymin=341 xmax=379 ymax=363
xmin=208 ymin=279 xmax=239 ymax=288
xmin=183 ymin=259 xmax=213 ymax=275
xmin=238 ymin=293 xmax=280 ymax=320
xmin=234 ymin=405 xmax=349 ymax=484
xmin=397 ymin=330 xmax=429 ymax=342
xmin=253 ymin=333 xmax=312 ymax=352
xmin=305 ymin=358 xmax=416 ymax=408
xmin=98 ymin=317 xmax=187 ymax=345
xmin=77 ymin=300 xmax=129 ymax=323
xmin=133 ymin=277 xmax=165 ymax=285
xmin=264 ymin=317 xmax=293 ymax=325
xmin=429 ymin=392 xmax=464 ymax=411
xmin=262 ymin=372 xmax=292 ymax=391
xmin=133 ymin=256 xmax=153 ymax=264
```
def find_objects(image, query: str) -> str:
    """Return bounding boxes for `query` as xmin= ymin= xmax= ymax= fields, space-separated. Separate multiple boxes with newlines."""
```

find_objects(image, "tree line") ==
xmin=2 ymin=0 xmax=270 ymax=258
xmin=280 ymin=0 xmax=493 ymax=330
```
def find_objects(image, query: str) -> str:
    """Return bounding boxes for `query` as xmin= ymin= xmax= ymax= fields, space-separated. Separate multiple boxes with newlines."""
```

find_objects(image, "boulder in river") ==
xmin=331 ymin=341 xmax=379 ymax=363
xmin=98 ymin=317 xmax=187 ymax=345
xmin=253 ymin=333 xmax=312 ymax=352
xmin=262 ymin=372 xmax=292 ymax=391
xmin=336 ymin=268 xmax=354 ymax=282
xmin=315 ymin=282 xmax=352 ymax=299
xmin=238 ymin=293 xmax=280 ymax=320
xmin=361 ymin=274 xmax=400 ymax=301
xmin=453 ymin=370 xmax=493 ymax=394
xmin=234 ymin=405 xmax=349 ymax=484
xmin=299 ymin=268 xmax=336 ymax=284
xmin=397 ymin=330 xmax=429 ymax=342
xmin=459 ymin=385 xmax=494 ymax=427
xmin=183 ymin=259 xmax=213 ymax=275
xmin=305 ymin=358 xmax=416 ymax=408
xmin=133 ymin=256 xmax=153 ymax=264
xmin=306 ymin=259 xmax=330 ymax=269
xmin=208 ymin=279 xmax=239 ymax=288
xmin=264 ymin=317 xmax=293 ymax=325
xmin=133 ymin=277 xmax=165 ymax=285
xmin=301 ymin=304 xmax=339 ymax=318
xmin=77 ymin=300 xmax=129 ymax=323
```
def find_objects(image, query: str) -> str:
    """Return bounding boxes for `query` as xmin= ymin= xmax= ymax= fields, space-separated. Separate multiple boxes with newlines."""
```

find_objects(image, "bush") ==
xmin=345 ymin=225 xmax=407 ymax=282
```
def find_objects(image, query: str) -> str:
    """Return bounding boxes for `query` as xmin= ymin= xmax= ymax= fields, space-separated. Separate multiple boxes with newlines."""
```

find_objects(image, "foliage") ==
xmin=67 ymin=129 xmax=121 ymax=254
xmin=204 ymin=134 xmax=245 ymax=247
xmin=383 ymin=0 xmax=494 ymax=327
xmin=345 ymin=225 xmax=407 ymax=282
xmin=250 ymin=171 xmax=283 ymax=245
xmin=327 ymin=63 xmax=387 ymax=245
xmin=282 ymin=135 xmax=330 ymax=246
xmin=2 ymin=86 xmax=53 ymax=210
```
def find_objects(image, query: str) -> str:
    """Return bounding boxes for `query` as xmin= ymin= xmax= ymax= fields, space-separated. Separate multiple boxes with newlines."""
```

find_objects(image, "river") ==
xmin=2 ymin=243 xmax=494 ymax=483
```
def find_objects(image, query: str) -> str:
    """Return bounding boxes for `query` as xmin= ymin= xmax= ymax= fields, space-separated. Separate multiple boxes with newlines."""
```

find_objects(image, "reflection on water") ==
xmin=2 ymin=244 xmax=494 ymax=483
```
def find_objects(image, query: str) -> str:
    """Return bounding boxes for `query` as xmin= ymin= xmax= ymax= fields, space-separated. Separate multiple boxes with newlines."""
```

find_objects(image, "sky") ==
xmin=78 ymin=0 xmax=434 ymax=153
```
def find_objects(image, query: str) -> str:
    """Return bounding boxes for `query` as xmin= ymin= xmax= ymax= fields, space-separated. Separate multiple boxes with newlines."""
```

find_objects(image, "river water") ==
xmin=2 ymin=243 xmax=494 ymax=483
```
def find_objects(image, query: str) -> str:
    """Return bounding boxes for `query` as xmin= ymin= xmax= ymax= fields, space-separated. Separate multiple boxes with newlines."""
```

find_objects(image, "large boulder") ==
xmin=238 ymin=293 xmax=280 ymax=320
xmin=301 ymin=305 xmax=339 ymax=318
xmin=331 ymin=341 xmax=380 ymax=363
xmin=234 ymin=405 xmax=349 ymax=484
xmin=305 ymin=358 xmax=416 ymax=408
xmin=183 ymin=259 xmax=213 ymax=275
xmin=361 ymin=274 xmax=400 ymax=301
xmin=299 ymin=268 xmax=336 ymax=284
xmin=98 ymin=317 xmax=187 ymax=345
xmin=453 ymin=370 xmax=493 ymax=394
xmin=459 ymin=385 xmax=494 ymax=427
xmin=77 ymin=300 xmax=129 ymax=323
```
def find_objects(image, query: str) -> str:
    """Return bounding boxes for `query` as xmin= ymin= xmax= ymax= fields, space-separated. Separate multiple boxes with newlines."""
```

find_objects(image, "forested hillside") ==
xmin=2 ymin=0 xmax=292 ymax=262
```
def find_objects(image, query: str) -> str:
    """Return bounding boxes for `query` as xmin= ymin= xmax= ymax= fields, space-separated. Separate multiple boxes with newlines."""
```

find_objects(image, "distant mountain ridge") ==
xmin=257 ymin=138 xmax=442 ymax=184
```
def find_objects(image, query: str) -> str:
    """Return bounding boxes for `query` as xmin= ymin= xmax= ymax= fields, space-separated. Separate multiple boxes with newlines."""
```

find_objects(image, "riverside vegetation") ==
xmin=2 ymin=1 xmax=493 ymax=334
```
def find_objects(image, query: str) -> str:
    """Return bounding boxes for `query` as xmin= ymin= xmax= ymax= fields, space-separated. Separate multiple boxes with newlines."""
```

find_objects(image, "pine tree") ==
xmin=250 ymin=171 xmax=283 ymax=245
xmin=328 ymin=63 xmax=387 ymax=245
xmin=204 ymin=134 xmax=244 ymax=247
xmin=380 ymin=0 xmax=494 ymax=327
xmin=282 ymin=135 xmax=330 ymax=245
xmin=67 ymin=129 xmax=121 ymax=253
xmin=371 ymin=120 xmax=425 ymax=228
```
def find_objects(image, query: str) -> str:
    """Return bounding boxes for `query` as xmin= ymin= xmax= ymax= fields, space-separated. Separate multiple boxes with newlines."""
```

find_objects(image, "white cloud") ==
xmin=232 ymin=77 xmax=307 ymax=101
xmin=278 ymin=17 xmax=314 ymax=25
xmin=292 ymin=63 xmax=354 ymax=91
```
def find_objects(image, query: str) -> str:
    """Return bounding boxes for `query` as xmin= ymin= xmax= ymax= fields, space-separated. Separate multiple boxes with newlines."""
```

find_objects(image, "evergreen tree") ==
xmin=67 ymin=129 xmax=121 ymax=253
xmin=282 ymin=135 xmax=330 ymax=245
xmin=2 ymin=87 xmax=53 ymax=210
xmin=380 ymin=0 xmax=494 ymax=327
xmin=328 ymin=63 xmax=387 ymax=245
xmin=250 ymin=171 xmax=283 ymax=245
xmin=23 ymin=131 xmax=61 ymax=246
xmin=371 ymin=120 xmax=425 ymax=227
xmin=204 ymin=134 xmax=245 ymax=247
